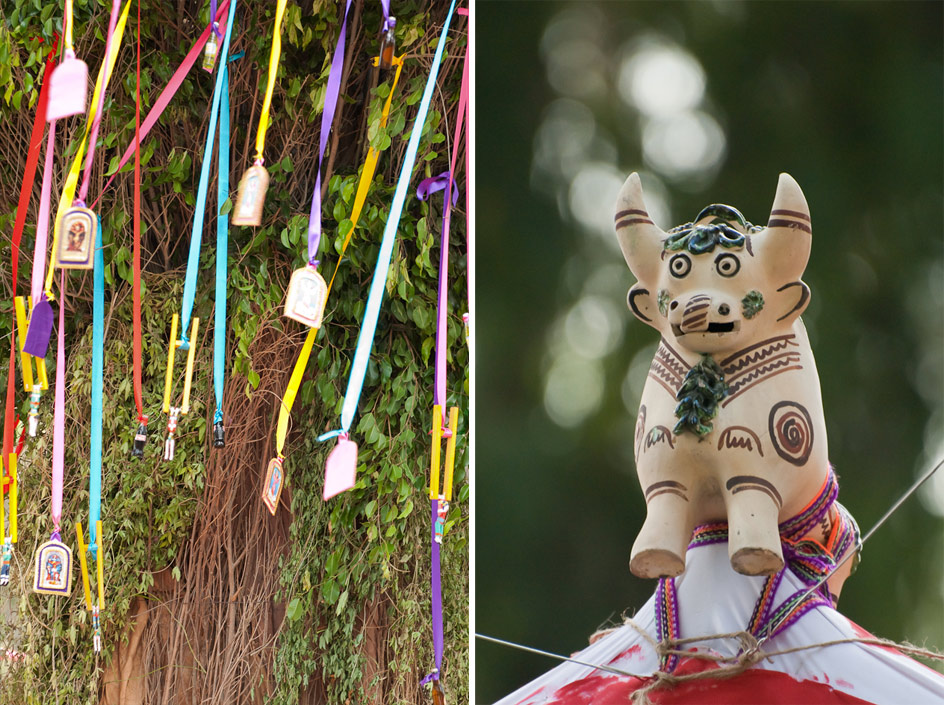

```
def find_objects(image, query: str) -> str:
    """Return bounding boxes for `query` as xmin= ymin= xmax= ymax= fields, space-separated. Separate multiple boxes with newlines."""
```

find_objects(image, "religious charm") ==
xmin=262 ymin=457 xmax=284 ymax=515
xmin=28 ymin=384 xmax=41 ymax=437
xmin=231 ymin=164 xmax=269 ymax=226
xmin=132 ymin=417 xmax=148 ymax=458
xmin=379 ymin=17 xmax=397 ymax=70
xmin=431 ymin=678 xmax=445 ymax=705
xmin=213 ymin=421 xmax=225 ymax=448
xmin=55 ymin=205 xmax=96 ymax=270
xmin=615 ymin=172 xmax=855 ymax=581
xmin=46 ymin=50 xmax=88 ymax=121
xmin=164 ymin=407 xmax=180 ymax=461
xmin=202 ymin=30 xmax=219 ymax=73
xmin=434 ymin=499 xmax=448 ymax=544
xmin=33 ymin=536 xmax=73 ymax=596
xmin=0 ymin=539 xmax=12 ymax=586
xmin=92 ymin=604 xmax=102 ymax=652
xmin=284 ymin=265 xmax=328 ymax=328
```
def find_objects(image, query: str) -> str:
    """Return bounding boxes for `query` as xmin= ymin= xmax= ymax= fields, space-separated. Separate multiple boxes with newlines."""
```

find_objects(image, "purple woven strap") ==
xmin=655 ymin=577 xmax=681 ymax=673
xmin=306 ymin=0 xmax=353 ymax=266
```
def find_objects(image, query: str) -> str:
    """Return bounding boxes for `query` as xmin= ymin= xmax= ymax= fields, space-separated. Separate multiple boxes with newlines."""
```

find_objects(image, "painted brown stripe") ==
xmin=726 ymin=475 xmax=783 ymax=506
xmin=648 ymin=370 xmax=679 ymax=398
xmin=721 ymin=334 xmax=796 ymax=367
xmin=688 ymin=295 xmax=710 ymax=302
xmin=682 ymin=313 xmax=707 ymax=328
xmin=645 ymin=480 xmax=687 ymax=496
xmin=767 ymin=218 xmax=812 ymax=234
xmin=722 ymin=366 xmax=803 ymax=406
xmin=616 ymin=218 xmax=654 ymax=229
xmin=615 ymin=209 xmax=650 ymax=220
xmin=646 ymin=488 xmax=689 ymax=502
xmin=731 ymin=484 xmax=782 ymax=507
xmin=776 ymin=281 xmax=810 ymax=322
xmin=684 ymin=302 xmax=710 ymax=312
xmin=725 ymin=351 xmax=802 ymax=384
xmin=660 ymin=339 xmax=692 ymax=371
xmin=770 ymin=209 xmax=810 ymax=222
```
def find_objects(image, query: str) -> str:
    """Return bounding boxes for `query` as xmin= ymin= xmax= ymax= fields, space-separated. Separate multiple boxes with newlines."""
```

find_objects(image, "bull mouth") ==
xmin=672 ymin=320 xmax=740 ymax=337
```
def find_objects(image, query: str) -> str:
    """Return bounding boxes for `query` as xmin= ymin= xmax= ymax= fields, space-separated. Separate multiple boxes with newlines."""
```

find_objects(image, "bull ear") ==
xmin=614 ymin=173 xmax=666 ymax=285
xmin=755 ymin=173 xmax=812 ymax=284
xmin=627 ymin=283 xmax=658 ymax=326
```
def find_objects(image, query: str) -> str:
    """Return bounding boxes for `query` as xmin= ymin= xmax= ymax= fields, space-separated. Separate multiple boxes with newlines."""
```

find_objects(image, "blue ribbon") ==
xmin=214 ymin=64 xmax=229 ymax=424
xmin=319 ymin=0 xmax=458 ymax=442
xmin=179 ymin=0 xmax=238 ymax=346
xmin=89 ymin=220 xmax=104 ymax=551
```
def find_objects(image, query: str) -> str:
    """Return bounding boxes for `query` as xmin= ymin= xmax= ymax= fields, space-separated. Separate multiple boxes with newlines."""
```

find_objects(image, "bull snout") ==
xmin=670 ymin=294 xmax=737 ymax=336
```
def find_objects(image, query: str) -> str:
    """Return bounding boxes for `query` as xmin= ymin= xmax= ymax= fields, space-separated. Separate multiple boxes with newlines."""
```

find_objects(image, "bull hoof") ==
xmin=731 ymin=547 xmax=784 ymax=576
xmin=630 ymin=549 xmax=685 ymax=579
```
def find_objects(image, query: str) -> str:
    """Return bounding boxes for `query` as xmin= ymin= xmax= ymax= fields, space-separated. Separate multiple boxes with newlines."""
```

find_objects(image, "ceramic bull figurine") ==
xmin=617 ymin=172 xmax=833 ymax=579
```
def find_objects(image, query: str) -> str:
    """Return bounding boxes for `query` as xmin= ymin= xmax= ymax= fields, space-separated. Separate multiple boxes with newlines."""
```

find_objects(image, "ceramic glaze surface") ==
xmin=616 ymin=173 xmax=830 ymax=579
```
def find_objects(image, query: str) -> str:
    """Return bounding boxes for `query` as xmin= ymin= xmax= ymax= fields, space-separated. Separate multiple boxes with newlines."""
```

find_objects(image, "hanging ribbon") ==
xmin=266 ymin=52 xmax=405 ymax=513
xmin=318 ymin=0 xmax=459 ymax=501
xmin=253 ymin=0 xmax=287 ymax=164
xmin=164 ymin=0 xmax=237 ymax=458
xmin=306 ymin=0 xmax=353 ymax=266
xmin=130 ymin=0 xmax=147 ymax=456
xmin=45 ymin=0 xmax=132 ymax=302
xmin=3 ymin=35 xmax=58 ymax=482
xmin=416 ymin=20 xmax=468 ymax=690
xmin=89 ymin=1 xmax=231 ymax=209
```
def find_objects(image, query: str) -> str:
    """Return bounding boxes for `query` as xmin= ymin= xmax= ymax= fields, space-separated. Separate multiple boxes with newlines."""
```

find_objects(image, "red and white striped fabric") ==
xmin=494 ymin=543 xmax=944 ymax=704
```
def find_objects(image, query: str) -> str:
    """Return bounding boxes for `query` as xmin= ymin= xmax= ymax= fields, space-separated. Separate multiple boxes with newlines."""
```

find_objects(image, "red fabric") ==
xmin=542 ymin=657 xmax=875 ymax=705
xmin=3 ymin=36 xmax=59 ymax=476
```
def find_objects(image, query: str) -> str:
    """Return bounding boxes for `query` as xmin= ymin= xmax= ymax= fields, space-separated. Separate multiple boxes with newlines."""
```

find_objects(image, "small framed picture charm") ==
xmin=284 ymin=266 xmax=328 ymax=328
xmin=231 ymin=165 xmax=269 ymax=226
xmin=33 ymin=539 xmax=73 ymax=596
xmin=56 ymin=207 xmax=97 ymax=269
xmin=262 ymin=457 xmax=284 ymax=515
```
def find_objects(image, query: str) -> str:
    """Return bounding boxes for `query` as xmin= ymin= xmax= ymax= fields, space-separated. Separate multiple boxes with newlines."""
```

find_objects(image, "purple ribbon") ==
xmin=428 ymin=498 xmax=444 ymax=680
xmin=306 ymin=0 xmax=353 ymax=266
xmin=210 ymin=0 xmax=222 ymax=37
xmin=417 ymin=171 xmax=460 ymax=417
xmin=379 ymin=0 xmax=394 ymax=31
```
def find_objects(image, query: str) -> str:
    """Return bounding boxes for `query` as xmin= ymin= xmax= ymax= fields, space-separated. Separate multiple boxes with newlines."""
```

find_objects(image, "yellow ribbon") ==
xmin=64 ymin=0 xmax=75 ymax=52
xmin=274 ymin=55 xmax=404 ymax=457
xmin=253 ymin=0 xmax=288 ymax=163
xmin=45 ymin=0 xmax=133 ymax=300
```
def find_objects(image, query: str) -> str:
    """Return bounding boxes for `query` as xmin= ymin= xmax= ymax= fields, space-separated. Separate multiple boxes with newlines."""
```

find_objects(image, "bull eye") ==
xmin=669 ymin=254 xmax=691 ymax=278
xmin=715 ymin=253 xmax=740 ymax=278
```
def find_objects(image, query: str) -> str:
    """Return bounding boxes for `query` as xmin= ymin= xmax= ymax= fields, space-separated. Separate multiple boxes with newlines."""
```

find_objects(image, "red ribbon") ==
xmin=3 ymin=35 xmax=59 ymax=474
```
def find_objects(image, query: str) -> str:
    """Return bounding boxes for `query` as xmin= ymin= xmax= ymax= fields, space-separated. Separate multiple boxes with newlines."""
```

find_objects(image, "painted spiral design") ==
xmin=768 ymin=401 xmax=814 ymax=466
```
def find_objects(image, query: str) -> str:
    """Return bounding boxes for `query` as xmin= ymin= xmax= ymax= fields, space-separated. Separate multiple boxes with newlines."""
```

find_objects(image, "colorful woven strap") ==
xmin=655 ymin=576 xmax=681 ymax=673
xmin=673 ymin=468 xmax=861 ymax=649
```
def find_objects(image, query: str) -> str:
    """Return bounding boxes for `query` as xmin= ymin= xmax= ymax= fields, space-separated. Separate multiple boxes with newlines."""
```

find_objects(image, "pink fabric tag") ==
xmin=323 ymin=437 xmax=358 ymax=500
xmin=46 ymin=58 xmax=88 ymax=121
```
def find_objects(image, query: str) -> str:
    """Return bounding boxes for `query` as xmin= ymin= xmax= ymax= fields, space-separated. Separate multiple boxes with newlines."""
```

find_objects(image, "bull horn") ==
xmin=755 ymin=173 xmax=813 ymax=284
xmin=614 ymin=172 xmax=666 ymax=284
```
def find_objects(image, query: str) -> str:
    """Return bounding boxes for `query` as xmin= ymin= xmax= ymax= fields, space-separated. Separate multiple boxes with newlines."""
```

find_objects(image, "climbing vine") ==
xmin=0 ymin=1 xmax=468 ymax=703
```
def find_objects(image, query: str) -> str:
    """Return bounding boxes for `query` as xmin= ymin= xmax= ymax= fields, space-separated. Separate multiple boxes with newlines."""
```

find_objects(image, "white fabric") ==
xmin=494 ymin=544 xmax=944 ymax=704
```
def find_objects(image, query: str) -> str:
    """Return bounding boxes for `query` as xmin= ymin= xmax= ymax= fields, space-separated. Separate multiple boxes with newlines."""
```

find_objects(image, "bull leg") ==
xmin=630 ymin=485 xmax=693 ymax=579
xmin=724 ymin=476 xmax=784 ymax=576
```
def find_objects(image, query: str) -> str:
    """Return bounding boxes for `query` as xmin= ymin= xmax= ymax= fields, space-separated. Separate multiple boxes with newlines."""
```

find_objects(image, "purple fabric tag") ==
xmin=23 ymin=296 xmax=54 ymax=357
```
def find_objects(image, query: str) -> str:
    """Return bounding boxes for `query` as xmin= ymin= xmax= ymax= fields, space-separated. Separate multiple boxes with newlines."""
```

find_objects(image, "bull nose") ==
xmin=680 ymin=295 xmax=711 ymax=333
